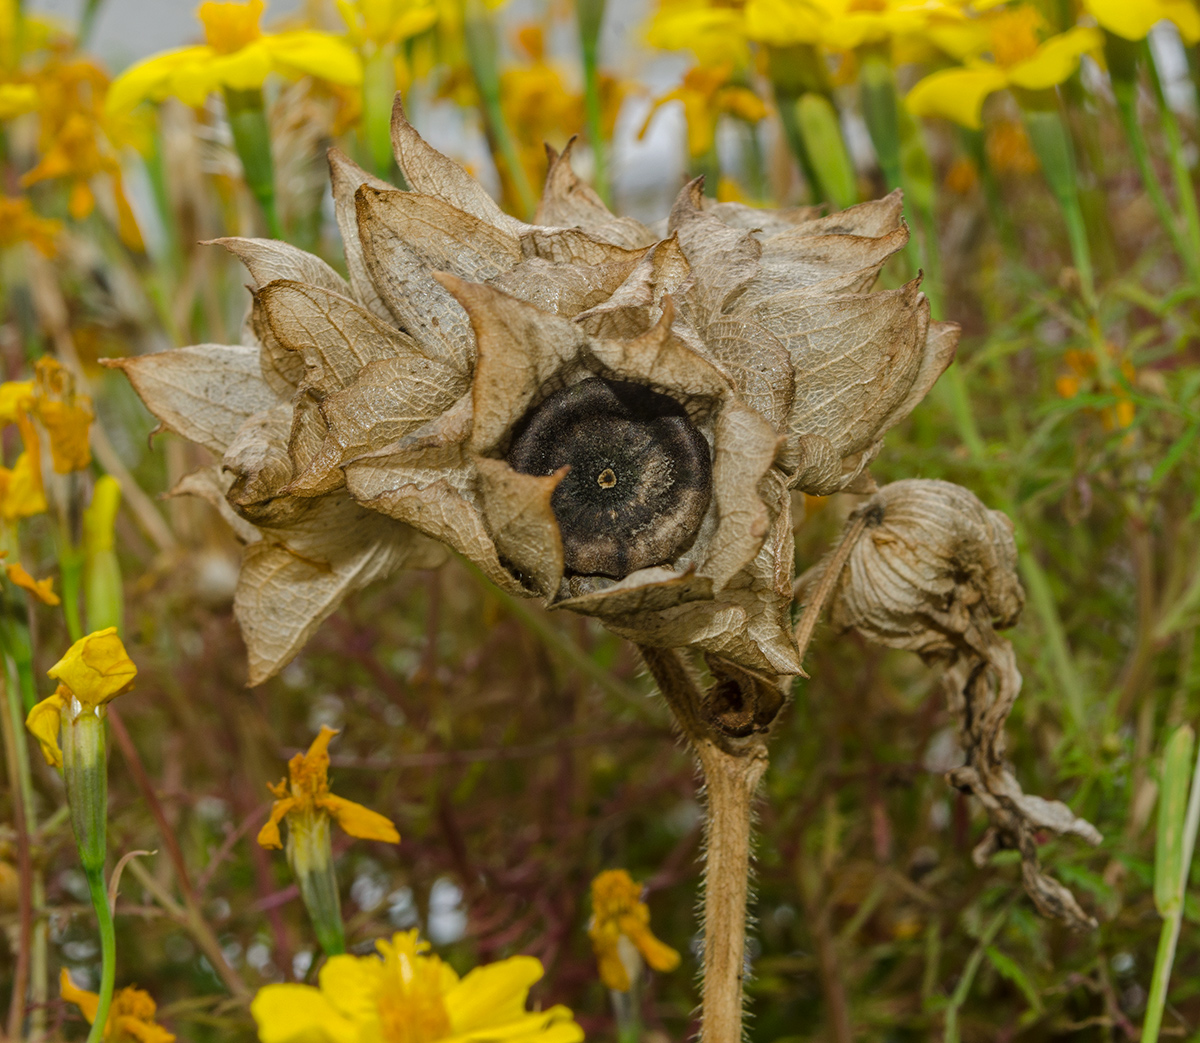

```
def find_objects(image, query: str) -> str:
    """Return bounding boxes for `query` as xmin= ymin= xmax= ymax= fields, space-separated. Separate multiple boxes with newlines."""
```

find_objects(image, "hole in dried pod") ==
xmin=507 ymin=377 xmax=712 ymax=578
xmin=702 ymin=655 xmax=786 ymax=738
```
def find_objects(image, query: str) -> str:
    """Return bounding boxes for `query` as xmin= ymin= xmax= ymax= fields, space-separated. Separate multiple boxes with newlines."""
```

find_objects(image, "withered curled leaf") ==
xmin=798 ymin=479 xmax=1101 ymax=929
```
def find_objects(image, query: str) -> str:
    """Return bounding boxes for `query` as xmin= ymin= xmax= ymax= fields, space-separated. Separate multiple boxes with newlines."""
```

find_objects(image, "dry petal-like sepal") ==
xmin=800 ymin=480 xmax=1100 ymax=928
xmin=115 ymin=91 xmax=960 ymax=682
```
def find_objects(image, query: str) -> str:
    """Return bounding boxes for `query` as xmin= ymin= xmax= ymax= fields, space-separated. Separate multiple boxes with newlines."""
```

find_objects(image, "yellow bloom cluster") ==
xmin=61 ymin=969 xmax=175 ymax=1043
xmin=107 ymin=0 xmax=361 ymax=113
xmin=588 ymin=869 xmax=680 ymax=992
xmin=0 ymin=358 xmax=94 ymax=522
xmin=26 ymin=627 xmax=138 ymax=769
xmin=251 ymin=929 xmax=584 ymax=1043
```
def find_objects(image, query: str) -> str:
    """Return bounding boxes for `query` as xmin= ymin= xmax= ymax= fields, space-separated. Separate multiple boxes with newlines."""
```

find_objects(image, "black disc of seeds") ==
xmin=507 ymin=377 xmax=712 ymax=578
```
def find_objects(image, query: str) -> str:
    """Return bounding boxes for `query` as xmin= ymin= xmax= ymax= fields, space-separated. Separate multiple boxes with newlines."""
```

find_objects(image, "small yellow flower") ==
xmin=106 ymin=0 xmax=362 ymax=114
xmin=49 ymin=627 xmax=138 ymax=707
xmin=647 ymin=0 xmax=750 ymax=68
xmin=1083 ymin=0 xmax=1200 ymax=43
xmin=588 ymin=869 xmax=680 ymax=992
xmin=0 ymin=451 xmax=47 ymax=521
xmin=906 ymin=5 xmax=1102 ymax=129
xmin=641 ymin=64 xmax=768 ymax=158
xmin=61 ymin=968 xmax=176 ymax=1043
xmin=251 ymin=929 xmax=583 ymax=1043
xmin=33 ymin=357 xmax=94 ymax=474
xmin=0 ymin=380 xmax=33 ymax=423
xmin=26 ymin=628 xmax=137 ymax=769
xmin=744 ymin=0 xmax=965 ymax=52
xmin=338 ymin=0 xmax=439 ymax=49
xmin=0 ymin=196 xmax=60 ymax=256
xmin=6 ymin=562 xmax=60 ymax=605
xmin=257 ymin=725 xmax=400 ymax=850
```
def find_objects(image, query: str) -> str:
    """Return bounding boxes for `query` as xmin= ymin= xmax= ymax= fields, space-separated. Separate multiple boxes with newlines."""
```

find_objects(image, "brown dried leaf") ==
xmin=703 ymin=318 xmax=794 ymax=430
xmin=474 ymin=456 xmax=567 ymax=596
xmin=328 ymin=148 xmax=396 ymax=324
xmin=487 ymin=255 xmax=643 ymax=317
xmin=519 ymin=227 xmax=649 ymax=267
xmin=575 ymin=236 xmax=692 ymax=340
xmin=390 ymin=95 xmax=519 ymax=234
xmin=537 ymin=139 xmax=657 ymax=249
xmin=105 ymin=345 xmax=277 ymax=454
xmin=258 ymin=280 xmax=425 ymax=395
xmin=168 ymin=466 xmax=260 ymax=544
xmin=211 ymin=236 xmax=350 ymax=295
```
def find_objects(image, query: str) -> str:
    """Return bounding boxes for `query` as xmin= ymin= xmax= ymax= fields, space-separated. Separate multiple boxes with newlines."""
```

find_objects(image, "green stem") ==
xmin=794 ymin=93 xmax=857 ymax=211
xmin=1107 ymin=34 xmax=1198 ymax=280
xmin=943 ymin=904 xmax=1010 ymax=1043
xmin=463 ymin=0 xmax=537 ymax=219
xmin=859 ymin=48 xmax=902 ymax=191
xmin=84 ymin=866 xmax=116 ymax=1043
xmin=1142 ymin=732 xmax=1200 ymax=1043
xmin=362 ymin=44 xmax=398 ymax=179
xmin=1020 ymin=100 xmax=1095 ymax=309
xmin=611 ymin=984 xmax=641 ymax=1043
xmin=60 ymin=543 xmax=85 ymax=643
xmin=577 ymin=0 xmax=610 ymax=206
xmin=1147 ymin=46 xmax=1200 ymax=269
xmin=223 ymin=87 xmax=282 ymax=239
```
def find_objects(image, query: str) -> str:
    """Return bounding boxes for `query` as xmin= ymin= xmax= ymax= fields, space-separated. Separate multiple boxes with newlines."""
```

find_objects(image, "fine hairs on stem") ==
xmin=639 ymin=645 xmax=771 ymax=1042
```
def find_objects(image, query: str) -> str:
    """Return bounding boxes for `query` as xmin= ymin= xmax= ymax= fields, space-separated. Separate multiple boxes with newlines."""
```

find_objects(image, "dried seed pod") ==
xmin=799 ymin=480 xmax=1101 ymax=929
xmin=114 ymin=93 xmax=959 ymax=683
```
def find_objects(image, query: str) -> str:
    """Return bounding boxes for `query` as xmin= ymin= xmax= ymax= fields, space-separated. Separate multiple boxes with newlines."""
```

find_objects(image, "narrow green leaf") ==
xmin=985 ymin=946 xmax=1044 ymax=1015
xmin=1156 ymin=725 xmax=1195 ymax=916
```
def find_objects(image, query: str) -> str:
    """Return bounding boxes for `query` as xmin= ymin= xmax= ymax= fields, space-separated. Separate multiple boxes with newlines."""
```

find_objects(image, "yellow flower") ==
xmin=744 ymin=0 xmax=965 ymax=52
xmin=21 ymin=112 xmax=118 ymax=220
xmin=0 ymin=409 xmax=47 ymax=520
xmin=1083 ymin=0 xmax=1200 ymax=44
xmin=0 ymin=380 xmax=33 ymax=424
xmin=587 ymin=869 xmax=680 ymax=992
xmin=251 ymin=929 xmax=583 ymax=1043
xmin=906 ymin=5 xmax=1102 ymax=129
xmin=61 ymin=968 xmax=176 ymax=1043
xmin=257 ymin=725 xmax=400 ymax=850
xmin=0 ymin=81 xmax=35 ymax=117
xmin=647 ymin=0 xmax=750 ymax=68
xmin=6 ymin=562 xmax=60 ymax=605
xmin=338 ymin=0 xmax=439 ymax=48
xmin=0 ymin=196 xmax=59 ymax=256
xmin=26 ymin=628 xmax=137 ymax=768
xmin=106 ymin=0 xmax=362 ymax=114
xmin=33 ymin=357 xmax=94 ymax=474
xmin=641 ymin=64 xmax=768 ymax=157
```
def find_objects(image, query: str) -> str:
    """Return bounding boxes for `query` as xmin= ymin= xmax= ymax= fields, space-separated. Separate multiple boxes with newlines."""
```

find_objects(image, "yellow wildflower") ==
xmin=0 ymin=81 xmax=35 ymax=118
xmin=588 ymin=869 xmax=680 ymax=992
xmin=641 ymin=64 xmax=768 ymax=157
xmin=1083 ymin=0 xmax=1200 ymax=44
xmin=33 ymin=357 xmax=94 ymax=474
xmin=251 ymin=929 xmax=583 ymax=1043
xmin=6 ymin=563 xmax=60 ymax=605
xmin=0 ymin=381 xmax=33 ymax=424
xmin=744 ymin=0 xmax=965 ymax=52
xmin=338 ymin=0 xmax=439 ymax=49
xmin=647 ymin=0 xmax=750 ymax=68
xmin=0 ymin=196 xmax=59 ymax=256
xmin=61 ymin=969 xmax=176 ymax=1043
xmin=257 ymin=725 xmax=400 ymax=850
xmin=26 ymin=628 xmax=138 ymax=768
xmin=0 ymin=409 xmax=47 ymax=521
xmin=906 ymin=5 xmax=1102 ymax=128
xmin=106 ymin=0 xmax=362 ymax=114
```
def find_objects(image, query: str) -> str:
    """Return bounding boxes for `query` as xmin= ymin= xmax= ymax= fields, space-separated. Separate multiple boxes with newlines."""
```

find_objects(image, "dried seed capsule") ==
xmin=507 ymin=378 xmax=712 ymax=578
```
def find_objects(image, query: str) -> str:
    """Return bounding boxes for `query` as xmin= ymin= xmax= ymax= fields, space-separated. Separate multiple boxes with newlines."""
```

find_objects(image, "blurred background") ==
xmin=3 ymin=0 xmax=1200 ymax=1040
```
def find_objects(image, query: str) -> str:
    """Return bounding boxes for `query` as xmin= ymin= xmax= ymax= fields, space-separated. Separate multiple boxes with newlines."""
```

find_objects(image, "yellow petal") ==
xmin=744 ymin=0 xmax=823 ymax=46
xmin=1007 ymin=26 xmax=1102 ymax=91
xmin=316 ymin=953 xmax=384 ymax=1023
xmin=207 ymin=43 xmax=274 ymax=92
xmin=624 ymin=919 xmax=681 ymax=973
xmin=1 ymin=452 xmax=47 ymax=520
xmin=446 ymin=954 xmax=544 ymax=1031
xmin=250 ymin=983 xmax=358 ymax=1043
xmin=60 ymin=968 xmax=100 ymax=1024
xmin=588 ymin=930 xmax=631 ymax=991
xmin=113 ymin=1016 xmax=176 ymax=1043
xmin=0 ymin=83 xmax=37 ymax=120
xmin=25 ymin=690 xmax=66 ymax=769
xmin=317 ymin=793 xmax=400 ymax=844
xmin=105 ymin=47 xmax=214 ymax=114
xmin=6 ymin=563 xmax=61 ymax=606
xmin=905 ymin=63 xmax=1008 ymax=129
xmin=36 ymin=399 xmax=94 ymax=474
xmin=47 ymin=627 xmax=138 ymax=710
xmin=0 ymin=381 xmax=34 ymax=425
xmin=256 ymin=797 xmax=297 ymax=849
xmin=1083 ymin=0 xmax=1200 ymax=42
xmin=264 ymin=32 xmax=364 ymax=87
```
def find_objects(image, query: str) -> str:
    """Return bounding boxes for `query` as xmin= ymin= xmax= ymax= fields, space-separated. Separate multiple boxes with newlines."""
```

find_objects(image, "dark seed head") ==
xmin=507 ymin=377 xmax=712 ymax=578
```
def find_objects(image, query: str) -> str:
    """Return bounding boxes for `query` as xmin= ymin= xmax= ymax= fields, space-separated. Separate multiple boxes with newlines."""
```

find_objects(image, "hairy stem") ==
xmin=638 ymin=645 xmax=767 ymax=1042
